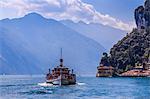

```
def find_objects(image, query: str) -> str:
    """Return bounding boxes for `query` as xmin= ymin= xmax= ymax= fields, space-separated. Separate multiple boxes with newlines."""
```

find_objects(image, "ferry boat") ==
xmin=96 ymin=52 xmax=115 ymax=77
xmin=96 ymin=64 xmax=115 ymax=77
xmin=46 ymin=49 xmax=76 ymax=85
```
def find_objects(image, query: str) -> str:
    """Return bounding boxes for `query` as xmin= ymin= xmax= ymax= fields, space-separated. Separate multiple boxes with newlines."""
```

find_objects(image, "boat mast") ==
xmin=60 ymin=48 xmax=63 ymax=67
xmin=59 ymin=48 xmax=63 ymax=86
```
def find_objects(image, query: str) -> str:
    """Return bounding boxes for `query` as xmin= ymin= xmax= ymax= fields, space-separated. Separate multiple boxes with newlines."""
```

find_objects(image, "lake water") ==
xmin=0 ymin=75 xmax=150 ymax=99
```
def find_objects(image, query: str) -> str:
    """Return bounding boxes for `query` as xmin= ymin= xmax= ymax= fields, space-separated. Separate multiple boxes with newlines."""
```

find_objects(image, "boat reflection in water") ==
xmin=46 ymin=49 xmax=76 ymax=85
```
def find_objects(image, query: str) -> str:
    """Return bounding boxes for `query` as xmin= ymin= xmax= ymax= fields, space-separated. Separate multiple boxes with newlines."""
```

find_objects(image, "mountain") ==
xmin=60 ymin=20 xmax=126 ymax=50
xmin=0 ymin=13 xmax=105 ymax=75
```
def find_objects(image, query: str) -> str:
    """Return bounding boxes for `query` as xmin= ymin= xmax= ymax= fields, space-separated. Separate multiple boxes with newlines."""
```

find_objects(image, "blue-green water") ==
xmin=0 ymin=75 xmax=150 ymax=99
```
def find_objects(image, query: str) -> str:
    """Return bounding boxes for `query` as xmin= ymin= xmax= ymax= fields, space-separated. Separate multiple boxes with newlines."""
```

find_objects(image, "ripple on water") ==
xmin=0 ymin=84 xmax=34 ymax=88
xmin=19 ymin=89 xmax=53 ymax=95
xmin=1 ymin=76 xmax=150 ymax=99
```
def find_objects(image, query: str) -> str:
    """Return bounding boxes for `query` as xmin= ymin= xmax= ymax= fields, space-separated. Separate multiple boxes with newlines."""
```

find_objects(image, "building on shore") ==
xmin=121 ymin=62 xmax=150 ymax=77
xmin=143 ymin=62 xmax=150 ymax=70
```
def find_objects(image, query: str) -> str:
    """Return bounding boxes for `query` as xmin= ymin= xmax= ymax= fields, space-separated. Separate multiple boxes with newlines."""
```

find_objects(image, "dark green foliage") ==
xmin=108 ymin=28 xmax=150 ymax=72
xmin=100 ymin=52 xmax=110 ymax=66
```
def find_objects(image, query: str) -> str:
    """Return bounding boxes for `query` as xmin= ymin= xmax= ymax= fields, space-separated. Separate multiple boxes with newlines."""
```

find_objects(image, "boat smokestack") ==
xmin=72 ymin=69 xmax=74 ymax=74
xmin=49 ymin=69 xmax=51 ymax=74
xmin=60 ymin=48 xmax=63 ymax=67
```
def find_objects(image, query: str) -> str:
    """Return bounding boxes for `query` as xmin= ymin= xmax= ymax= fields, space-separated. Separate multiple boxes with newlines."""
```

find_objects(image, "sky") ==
xmin=83 ymin=0 xmax=143 ymax=22
xmin=0 ymin=0 xmax=144 ymax=32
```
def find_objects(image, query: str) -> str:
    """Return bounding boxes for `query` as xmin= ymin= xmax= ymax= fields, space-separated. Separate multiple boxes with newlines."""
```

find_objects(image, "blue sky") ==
xmin=0 ymin=0 xmax=144 ymax=32
xmin=83 ymin=0 xmax=143 ymax=22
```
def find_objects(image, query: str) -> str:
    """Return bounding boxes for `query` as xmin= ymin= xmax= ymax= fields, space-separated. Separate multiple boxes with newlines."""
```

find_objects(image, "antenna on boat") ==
xmin=60 ymin=48 xmax=63 ymax=67
xmin=61 ymin=48 xmax=62 ymax=59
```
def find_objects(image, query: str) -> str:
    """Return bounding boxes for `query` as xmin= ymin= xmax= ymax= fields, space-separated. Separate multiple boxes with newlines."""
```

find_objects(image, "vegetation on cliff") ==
xmin=109 ymin=28 xmax=150 ymax=73
xmin=100 ymin=0 xmax=150 ymax=73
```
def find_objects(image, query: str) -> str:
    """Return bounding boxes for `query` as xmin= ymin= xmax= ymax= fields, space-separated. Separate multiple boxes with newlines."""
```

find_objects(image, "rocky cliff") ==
xmin=109 ymin=28 xmax=150 ymax=72
xmin=134 ymin=0 xmax=150 ymax=29
xmin=100 ymin=0 xmax=150 ymax=73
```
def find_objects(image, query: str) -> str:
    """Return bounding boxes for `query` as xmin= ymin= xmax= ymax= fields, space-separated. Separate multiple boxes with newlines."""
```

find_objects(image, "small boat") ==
xmin=46 ymin=49 xmax=76 ymax=85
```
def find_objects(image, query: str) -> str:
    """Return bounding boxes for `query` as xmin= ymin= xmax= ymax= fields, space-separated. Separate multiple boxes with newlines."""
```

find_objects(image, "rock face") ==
xmin=134 ymin=0 xmax=150 ymax=29
xmin=145 ymin=0 xmax=150 ymax=27
xmin=100 ymin=0 xmax=150 ymax=73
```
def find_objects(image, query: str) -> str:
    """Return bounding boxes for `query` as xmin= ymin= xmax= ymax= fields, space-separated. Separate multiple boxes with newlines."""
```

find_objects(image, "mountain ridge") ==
xmin=60 ymin=19 xmax=126 ymax=50
xmin=0 ymin=12 xmax=105 ymax=75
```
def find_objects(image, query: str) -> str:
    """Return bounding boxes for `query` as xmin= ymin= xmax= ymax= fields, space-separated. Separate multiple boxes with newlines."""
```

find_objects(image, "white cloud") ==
xmin=0 ymin=0 xmax=135 ymax=32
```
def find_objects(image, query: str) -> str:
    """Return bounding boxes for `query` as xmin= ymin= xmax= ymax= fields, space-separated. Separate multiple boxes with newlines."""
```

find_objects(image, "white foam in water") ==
xmin=77 ymin=82 xmax=86 ymax=86
xmin=38 ymin=82 xmax=53 ymax=87
xmin=38 ymin=82 xmax=86 ymax=86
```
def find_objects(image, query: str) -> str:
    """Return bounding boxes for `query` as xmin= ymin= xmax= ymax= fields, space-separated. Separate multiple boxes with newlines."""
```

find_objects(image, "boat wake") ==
xmin=76 ymin=82 xmax=86 ymax=86
xmin=38 ymin=82 xmax=53 ymax=87
xmin=38 ymin=82 xmax=86 ymax=87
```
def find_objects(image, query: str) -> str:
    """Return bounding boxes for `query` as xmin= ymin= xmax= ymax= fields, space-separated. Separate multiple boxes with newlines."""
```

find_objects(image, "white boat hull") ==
xmin=46 ymin=78 xmax=75 ymax=85
xmin=46 ymin=78 xmax=61 ymax=85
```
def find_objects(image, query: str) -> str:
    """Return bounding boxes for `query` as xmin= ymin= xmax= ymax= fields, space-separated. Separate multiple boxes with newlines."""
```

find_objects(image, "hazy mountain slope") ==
xmin=0 ymin=13 xmax=105 ymax=75
xmin=0 ymin=28 xmax=43 ymax=74
xmin=60 ymin=20 xmax=126 ymax=50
